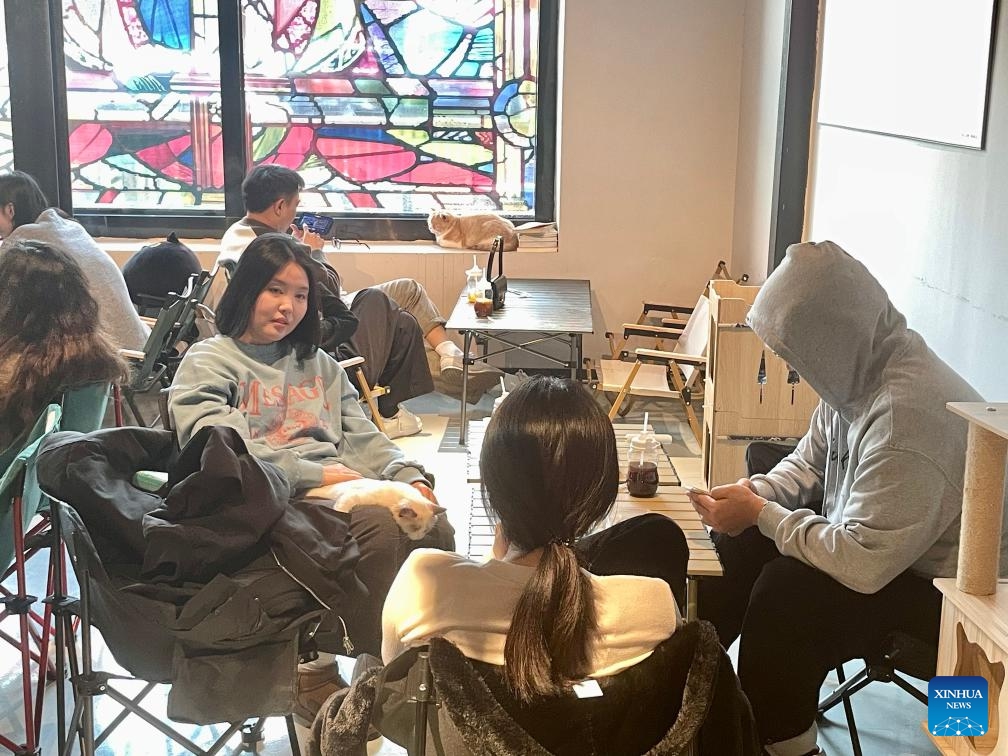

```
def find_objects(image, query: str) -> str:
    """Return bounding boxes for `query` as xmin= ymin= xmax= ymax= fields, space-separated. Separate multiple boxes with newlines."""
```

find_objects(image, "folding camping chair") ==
xmin=36 ymin=424 xmax=325 ymax=756
xmin=115 ymin=291 xmax=190 ymax=427
xmin=0 ymin=383 xmax=114 ymax=754
xmin=0 ymin=404 xmax=62 ymax=756
xmin=592 ymin=262 xmax=746 ymax=444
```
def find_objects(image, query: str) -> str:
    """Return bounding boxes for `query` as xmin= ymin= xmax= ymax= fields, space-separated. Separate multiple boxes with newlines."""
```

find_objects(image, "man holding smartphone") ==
xmin=687 ymin=241 xmax=1003 ymax=756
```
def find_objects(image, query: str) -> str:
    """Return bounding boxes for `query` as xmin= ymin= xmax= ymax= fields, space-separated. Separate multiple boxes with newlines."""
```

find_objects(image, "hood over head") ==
xmin=747 ymin=240 xmax=910 ymax=411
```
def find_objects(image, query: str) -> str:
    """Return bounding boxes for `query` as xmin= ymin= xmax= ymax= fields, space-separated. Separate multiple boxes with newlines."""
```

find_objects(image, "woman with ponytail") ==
xmin=381 ymin=376 xmax=689 ymax=701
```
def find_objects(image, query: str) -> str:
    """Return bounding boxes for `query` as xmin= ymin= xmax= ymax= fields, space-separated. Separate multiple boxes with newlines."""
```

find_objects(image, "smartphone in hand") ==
xmin=293 ymin=212 xmax=335 ymax=239
xmin=686 ymin=485 xmax=712 ymax=496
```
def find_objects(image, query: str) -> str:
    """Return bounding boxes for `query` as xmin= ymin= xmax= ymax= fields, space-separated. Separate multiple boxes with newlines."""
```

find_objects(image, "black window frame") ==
xmin=5 ymin=0 xmax=559 ymax=241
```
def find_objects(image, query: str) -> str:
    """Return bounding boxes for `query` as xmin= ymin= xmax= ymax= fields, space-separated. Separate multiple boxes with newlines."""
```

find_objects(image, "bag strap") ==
xmin=486 ymin=236 xmax=504 ymax=278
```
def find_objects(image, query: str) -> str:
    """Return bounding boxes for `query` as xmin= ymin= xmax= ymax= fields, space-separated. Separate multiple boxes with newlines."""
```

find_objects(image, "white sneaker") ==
xmin=382 ymin=407 xmax=423 ymax=439
xmin=439 ymin=354 xmax=500 ymax=375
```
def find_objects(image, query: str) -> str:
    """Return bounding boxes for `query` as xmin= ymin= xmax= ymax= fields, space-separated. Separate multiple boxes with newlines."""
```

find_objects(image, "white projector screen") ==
xmin=817 ymin=0 xmax=997 ymax=149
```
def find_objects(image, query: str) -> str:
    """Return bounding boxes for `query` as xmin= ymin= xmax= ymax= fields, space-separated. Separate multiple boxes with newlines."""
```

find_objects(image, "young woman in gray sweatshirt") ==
xmin=169 ymin=232 xmax=453 ymax=669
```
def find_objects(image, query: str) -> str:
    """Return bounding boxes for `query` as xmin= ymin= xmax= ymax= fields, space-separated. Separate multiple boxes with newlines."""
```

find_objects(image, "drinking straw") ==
xmin=641 ymin=412 xmax=649 ymax=464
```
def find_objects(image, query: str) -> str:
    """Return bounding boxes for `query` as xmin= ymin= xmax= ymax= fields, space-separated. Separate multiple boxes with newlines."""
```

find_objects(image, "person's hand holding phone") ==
xmin=291 ymin=223 xmax=325 ymax=252
xmin=686 ymin=482 xmax=768 ymax=536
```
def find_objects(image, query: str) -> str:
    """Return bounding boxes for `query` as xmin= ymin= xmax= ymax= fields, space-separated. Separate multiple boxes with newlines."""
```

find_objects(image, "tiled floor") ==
xmin=1 ymin=391 xmax=937 ymax=755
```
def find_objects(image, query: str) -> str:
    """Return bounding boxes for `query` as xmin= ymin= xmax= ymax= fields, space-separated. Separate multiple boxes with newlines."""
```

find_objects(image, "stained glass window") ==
xmin=242 ymin=0 xmax=539 ymax=215
xmin=62 ymin=0 xmax=223 ymax=209
xmin=0 ymin=0 xmax=12 ymax=174
xmin=52 ymin=0 xmax=547 ymax=219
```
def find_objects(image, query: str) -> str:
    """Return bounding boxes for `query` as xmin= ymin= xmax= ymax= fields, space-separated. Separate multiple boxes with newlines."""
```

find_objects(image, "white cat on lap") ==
xmin=305 ymin=479 xmax=447 ymax=540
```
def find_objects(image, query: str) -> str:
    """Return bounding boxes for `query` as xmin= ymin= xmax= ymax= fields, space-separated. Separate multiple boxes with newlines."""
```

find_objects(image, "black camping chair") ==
xmin=36 ymin=426 xmax=331 ymax=756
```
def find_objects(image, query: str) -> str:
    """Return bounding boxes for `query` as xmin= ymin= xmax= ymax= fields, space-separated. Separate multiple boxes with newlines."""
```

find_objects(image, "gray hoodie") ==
xmin=747 ymin=240 xmax=1003 ymax=594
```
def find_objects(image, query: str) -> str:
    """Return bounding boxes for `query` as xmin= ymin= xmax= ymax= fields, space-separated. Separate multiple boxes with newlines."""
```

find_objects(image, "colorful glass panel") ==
xmin=62 ymin=0 xmax=223 ymax=209
xmin=242 ymin=0 xmax=540 ymax=214
xmin=0 ymin=0 xmax=12 ymax=175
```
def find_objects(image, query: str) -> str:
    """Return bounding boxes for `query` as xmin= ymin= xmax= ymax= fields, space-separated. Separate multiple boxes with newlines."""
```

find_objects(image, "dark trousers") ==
xmin=698 ymin=443 xmax=943 ymax=744
xmin=320 ymin=506 xmax=455 ymax=657
xmin=577 ymin=513 xmax=690 ymax=613
xmin=339 ymin=288 xmax=434 ymax=417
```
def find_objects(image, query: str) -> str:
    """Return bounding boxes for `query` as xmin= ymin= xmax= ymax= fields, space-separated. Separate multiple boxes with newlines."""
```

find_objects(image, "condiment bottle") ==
xmin=465 ymin=256 xmax=483 ymax=303
xmin=626 ymin=430 xmax=661 ymax=497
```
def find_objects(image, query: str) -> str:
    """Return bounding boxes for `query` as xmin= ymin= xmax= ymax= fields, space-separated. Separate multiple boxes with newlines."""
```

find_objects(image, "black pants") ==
xmin=338 ymin=288 xmax=434 ymax=417
xmin=698 ymin=442 xmax=943 ymax=744
xmin=320 ymin=505 xmax=455 ymax=657
xmin=577 ymin=513 xmax=690 ymax=614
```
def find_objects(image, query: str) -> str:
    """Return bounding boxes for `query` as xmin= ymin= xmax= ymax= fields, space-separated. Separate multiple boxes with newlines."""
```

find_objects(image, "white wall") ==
xmin=731 ymin=0 xmax=786 ymax=284
xmin=547 ymin=0 xmax=745 ymax=360
xmin=806 ymin=3 xmax=1008 ymax=399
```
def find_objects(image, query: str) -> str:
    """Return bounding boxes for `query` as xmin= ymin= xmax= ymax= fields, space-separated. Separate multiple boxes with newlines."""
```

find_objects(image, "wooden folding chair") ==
xmin=593 ymin=262 xmax=746 ymax=444
xmin=596 ymin=297 xmax=709 ymax=443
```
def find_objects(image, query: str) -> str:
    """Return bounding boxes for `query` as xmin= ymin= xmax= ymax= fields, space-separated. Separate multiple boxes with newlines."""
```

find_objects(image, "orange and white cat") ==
xmin=428 ymin=209 xmax=519 ymax=252
xmin=305 ymin=479 xmax=446 ymax=540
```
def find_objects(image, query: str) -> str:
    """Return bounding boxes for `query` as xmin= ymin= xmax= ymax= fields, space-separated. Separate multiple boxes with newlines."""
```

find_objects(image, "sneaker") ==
xmin=501 ymin=369 xmax=531 ymax=392
xmin=293 ymin=664 xmax=349 ymax=727
xmin=439 ymin=353 xmax=501 ymax=375
xmin=382 ymin=406 xmax=423 ymax=439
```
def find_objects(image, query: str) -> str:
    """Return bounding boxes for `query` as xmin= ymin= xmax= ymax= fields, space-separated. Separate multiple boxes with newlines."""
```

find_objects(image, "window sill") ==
xmin=97 ymin=238 xmax=558 ymax=257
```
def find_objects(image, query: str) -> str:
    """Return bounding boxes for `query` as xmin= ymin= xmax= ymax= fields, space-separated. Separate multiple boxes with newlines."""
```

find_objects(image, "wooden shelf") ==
xmin=934 ymin=579 xmax=1008 ymax=654
xmin=947 ymin=403 xmax=1008 ymax=439
xmin=701 ymin=280 xmax=818 ymax=486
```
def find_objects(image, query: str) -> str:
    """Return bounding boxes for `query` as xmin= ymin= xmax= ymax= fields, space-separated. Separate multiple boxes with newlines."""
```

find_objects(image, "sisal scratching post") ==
xmin=957 ymin=422 xmax=1008 ymax=595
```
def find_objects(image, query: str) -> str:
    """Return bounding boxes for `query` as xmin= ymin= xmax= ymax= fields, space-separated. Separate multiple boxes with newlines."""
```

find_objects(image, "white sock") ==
xmin=298 ymin=651 xmax=337 ymax=672
xmin=434 ymin=340 xmax=463 ymax=358
xmin=764 ymin=724 xmax=819 ymax=756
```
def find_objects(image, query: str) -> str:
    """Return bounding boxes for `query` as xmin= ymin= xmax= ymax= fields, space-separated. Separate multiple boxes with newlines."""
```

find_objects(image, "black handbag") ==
xmin=486 ymin=235 xmax=507 ymax=310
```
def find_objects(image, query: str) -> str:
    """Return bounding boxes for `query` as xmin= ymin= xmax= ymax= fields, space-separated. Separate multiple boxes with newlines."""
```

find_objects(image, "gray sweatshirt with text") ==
xmin=169 ymin=336 xmax=427 ymax=491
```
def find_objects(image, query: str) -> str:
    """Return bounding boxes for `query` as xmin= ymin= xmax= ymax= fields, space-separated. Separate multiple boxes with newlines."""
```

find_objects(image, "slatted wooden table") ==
xmin=464 ymin=421 xmax=721 ymax=620
xmin=445 ymin=279 xmax=593 ymax=444
xmin=466 ymin=420 xmax=680 ymax=486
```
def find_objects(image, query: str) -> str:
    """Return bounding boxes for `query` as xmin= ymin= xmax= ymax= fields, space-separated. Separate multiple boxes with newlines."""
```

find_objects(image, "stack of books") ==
xmin=515 ymin=221 xmax=558 ymax=252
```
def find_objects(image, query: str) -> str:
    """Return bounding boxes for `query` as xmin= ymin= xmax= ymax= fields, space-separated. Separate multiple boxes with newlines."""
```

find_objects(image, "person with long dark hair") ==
xmin=382 ymin=376 xmax=689 ymax=701
xmin=0 ymin=170 xmax=148 ymax=351
xmin=0 ymin=241 xmax=127 ymax=449
xmin=168 ymin=232 xmax=454 ymax=723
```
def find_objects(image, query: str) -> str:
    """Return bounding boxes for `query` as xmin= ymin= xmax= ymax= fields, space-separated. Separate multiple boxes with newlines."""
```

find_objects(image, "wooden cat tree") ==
xmin=927 ymin=403 xmax=1008 ymax=755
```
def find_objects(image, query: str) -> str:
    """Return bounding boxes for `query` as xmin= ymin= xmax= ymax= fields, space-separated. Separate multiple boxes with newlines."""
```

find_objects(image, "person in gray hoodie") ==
xmin=169 ymin=231 xmax=454 ymax=724
xmin=688 ymin=240 xmax=1004 ymax=756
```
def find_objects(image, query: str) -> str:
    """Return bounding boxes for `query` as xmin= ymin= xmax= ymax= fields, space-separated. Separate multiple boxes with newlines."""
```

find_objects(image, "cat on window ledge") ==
xmin=304 ymin=479 xmax=446 ymax=540
xmin=428 ymin=209 xmax=519 ymax=252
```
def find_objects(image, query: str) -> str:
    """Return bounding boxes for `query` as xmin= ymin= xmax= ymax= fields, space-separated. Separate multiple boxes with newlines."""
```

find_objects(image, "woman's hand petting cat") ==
xmin=411 ymin=481 xmax=439 ymax=506
xmin=321 ymin=463 xmax=365 ymax=486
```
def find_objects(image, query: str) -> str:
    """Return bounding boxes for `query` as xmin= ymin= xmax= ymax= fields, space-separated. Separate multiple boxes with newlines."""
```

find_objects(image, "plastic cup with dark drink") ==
xmin=626 ymin=419 xmax=662 ymax=497
xmin=627 ymin=460 xmax=659 ymax=497
xmin=474 ymin=297 xmax=493 ymax=318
